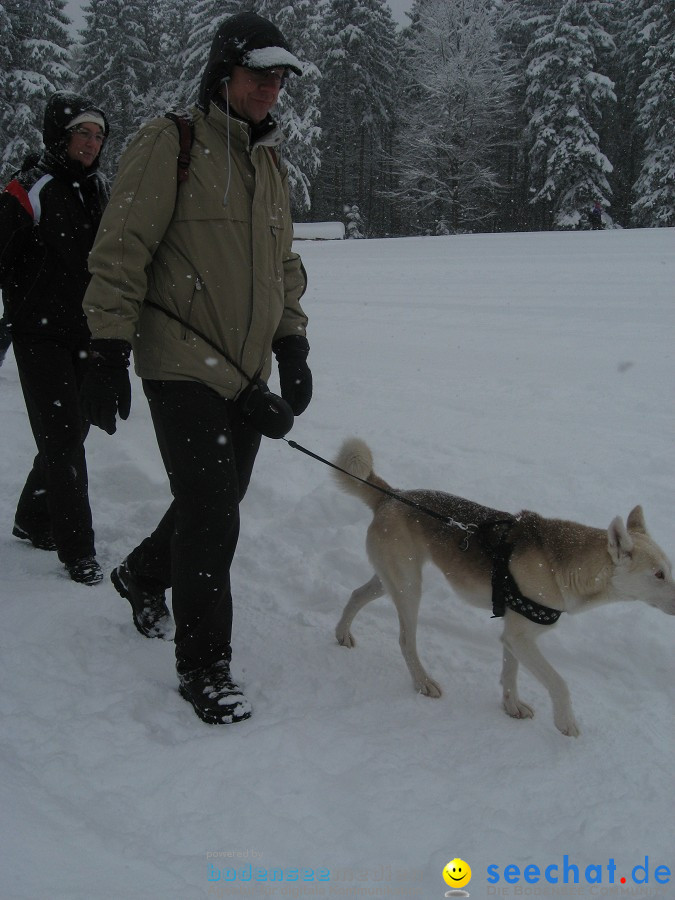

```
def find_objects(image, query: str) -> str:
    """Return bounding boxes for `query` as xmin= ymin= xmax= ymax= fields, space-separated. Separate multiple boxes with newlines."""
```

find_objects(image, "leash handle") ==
xmin=284 ymin=439 xmax=477 ymax=537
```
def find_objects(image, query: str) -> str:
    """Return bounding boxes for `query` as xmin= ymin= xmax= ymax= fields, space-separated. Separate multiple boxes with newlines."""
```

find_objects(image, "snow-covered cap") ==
xmin=241 ymin=46 xmax=304 ymax=76
xmin=198 ymin=12 xmax=305 ymax=112
xmin=66 ymin=111 xmax=107 ymax=132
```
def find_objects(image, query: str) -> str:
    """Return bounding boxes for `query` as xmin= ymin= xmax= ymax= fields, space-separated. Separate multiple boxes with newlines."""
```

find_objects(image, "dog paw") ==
xmin=335 ymin=628 xmax=355 ymax=648
xmin=556 ymin=717 xmax=580 ymax=738
xmin=503 ymin=697 xmax=535 ymax=720
xmin=417 ymin=678 xmax=442 ymax=698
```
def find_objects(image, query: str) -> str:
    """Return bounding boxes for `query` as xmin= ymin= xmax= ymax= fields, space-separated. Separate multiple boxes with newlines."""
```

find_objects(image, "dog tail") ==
xmin=333 ymin=438 xmax=391 ymax=511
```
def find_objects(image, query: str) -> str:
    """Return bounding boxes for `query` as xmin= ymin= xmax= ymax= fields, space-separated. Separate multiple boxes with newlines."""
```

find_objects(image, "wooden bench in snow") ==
xmin=293 ymin=222 xmax=345 ymax=240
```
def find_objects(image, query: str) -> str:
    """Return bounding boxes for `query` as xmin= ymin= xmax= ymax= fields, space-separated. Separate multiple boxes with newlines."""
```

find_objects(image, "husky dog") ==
xmin=333 ymin=438 xmax=674 ymax=736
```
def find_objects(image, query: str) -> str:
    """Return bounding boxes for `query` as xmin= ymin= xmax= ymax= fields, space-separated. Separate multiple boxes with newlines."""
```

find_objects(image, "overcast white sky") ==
xmin=387 ymin=0 xmax=413 ymax=25
xmin=64 ymin=1 xmax=413 ymax=34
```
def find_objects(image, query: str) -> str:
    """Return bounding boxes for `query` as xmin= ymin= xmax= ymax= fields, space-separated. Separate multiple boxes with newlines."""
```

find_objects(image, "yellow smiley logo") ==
xmin=443 ymin=857 xmax=472 ymax=889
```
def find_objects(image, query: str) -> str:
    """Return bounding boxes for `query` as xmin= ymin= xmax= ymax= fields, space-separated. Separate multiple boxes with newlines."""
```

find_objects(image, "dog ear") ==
xmin=608 ymin=516 xmax=634 ymax=563
xmin=626 ymin=504 xmax=647 ymax=534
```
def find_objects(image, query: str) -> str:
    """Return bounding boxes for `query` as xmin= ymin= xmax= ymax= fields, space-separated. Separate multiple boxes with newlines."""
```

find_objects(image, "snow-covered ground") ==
xmin=1 ymin=228 xmax=673 ymax=899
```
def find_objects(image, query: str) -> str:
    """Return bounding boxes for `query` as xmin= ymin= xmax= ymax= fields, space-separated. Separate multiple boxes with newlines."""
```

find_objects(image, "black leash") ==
xmin=145 ymin=299 xmax=261 ymax=385
xmin=283 ymin=438 xmax=478 ymax=547
xmin=283 ymin=438 xmax=562 ymax=625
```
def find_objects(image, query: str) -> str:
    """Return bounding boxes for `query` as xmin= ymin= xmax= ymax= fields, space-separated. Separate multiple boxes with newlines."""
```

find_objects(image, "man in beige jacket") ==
xmin=80 ymin=12 xmax=312 ymax=725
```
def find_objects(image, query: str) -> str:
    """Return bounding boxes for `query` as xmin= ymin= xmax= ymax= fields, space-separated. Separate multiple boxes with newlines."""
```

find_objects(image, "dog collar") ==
xmin=478 ymin=518 xmax=562 ymax=626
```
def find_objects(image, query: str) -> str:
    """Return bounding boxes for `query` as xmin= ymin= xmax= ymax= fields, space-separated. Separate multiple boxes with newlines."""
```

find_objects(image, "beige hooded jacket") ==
xmin=83 ymin=102 xmax=307 ymax=398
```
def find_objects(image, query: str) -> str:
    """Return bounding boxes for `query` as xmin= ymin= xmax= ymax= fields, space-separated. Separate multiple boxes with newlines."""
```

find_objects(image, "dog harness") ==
xmin=477 ymin=519 xmax=562 ymax=625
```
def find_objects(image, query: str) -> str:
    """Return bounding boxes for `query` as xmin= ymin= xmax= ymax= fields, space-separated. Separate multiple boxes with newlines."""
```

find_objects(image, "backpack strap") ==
xmin=167 ymin=111 xmax=278 ymax=183
xmin=165 ymin=112 xmax=195 ymax=185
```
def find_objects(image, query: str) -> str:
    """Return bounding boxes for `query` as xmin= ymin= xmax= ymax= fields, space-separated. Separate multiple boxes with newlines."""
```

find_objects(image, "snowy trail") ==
xmin=1 ymin=228 xmax=673 ymax=899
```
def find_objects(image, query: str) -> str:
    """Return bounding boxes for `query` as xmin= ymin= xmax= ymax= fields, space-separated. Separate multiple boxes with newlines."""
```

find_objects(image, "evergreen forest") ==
xmin=1 ymin=0 xmax=672 ymax=235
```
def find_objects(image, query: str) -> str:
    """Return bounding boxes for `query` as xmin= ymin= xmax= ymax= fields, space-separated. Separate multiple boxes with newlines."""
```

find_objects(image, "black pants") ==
xmin=127 ymin=380 xmax=261 ymax=674
xmin=0 ymin=314 xmax=11 ymax=362
xmin=13 ymin=336 xmax=95 ymax=564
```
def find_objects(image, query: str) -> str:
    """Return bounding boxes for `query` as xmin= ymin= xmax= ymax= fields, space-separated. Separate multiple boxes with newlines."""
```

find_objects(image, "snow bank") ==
xmin=293 ymin=221 xmax=345 ymax=240
xmin=1 ymin=228 xmax=673 ymax=899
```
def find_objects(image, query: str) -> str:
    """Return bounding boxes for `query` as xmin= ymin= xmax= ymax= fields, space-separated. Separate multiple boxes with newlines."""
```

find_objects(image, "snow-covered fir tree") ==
xmin=629 ymin=0 xmax=674 ymax=227
xmin=495 ymin=0 xmax=554 ymax=231
xmin=177 ymin=0 xmax=240 ymax=107
xmin=394 ymin=0 xmax=514 ymax=234
xmin=254 ymin=0 xmax=322 ymax=216
xmin=523 ymin=0 xmax=616 ymax=229
xmin=344 ymin=203 xmax=365 ymax=238
xmin=596 ymin=0 xmax=641 ymax=226
xmin=0 ymin=0 xmax=72 ymax=182
xmin=143 ymin=0 xmax=193 ymax=119
xmin=314 ymin=0 xmax=400 ymax=235
xmin=0 ymin=4 xmax=14 ymax=172
xmin=76 ymin=0 xmax=155 ymax=172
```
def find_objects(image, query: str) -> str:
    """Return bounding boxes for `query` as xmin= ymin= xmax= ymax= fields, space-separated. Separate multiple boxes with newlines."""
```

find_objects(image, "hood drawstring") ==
xmin=221 ymin=79 xmax=232 ymax=207
xmin=218 ymin=79 xmax=281 ymax=207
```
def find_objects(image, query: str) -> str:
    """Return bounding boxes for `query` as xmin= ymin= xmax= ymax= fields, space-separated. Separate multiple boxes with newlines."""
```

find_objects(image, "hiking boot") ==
xmin=12 ymin=523 xmax=57 ymax=552
xmin=66 ymin=556 xmax=103 ymax=586
xmin=178 ymin=660 xmax=252 ymax=725
xmin=110 ymin=559 xmax=174 ymax=640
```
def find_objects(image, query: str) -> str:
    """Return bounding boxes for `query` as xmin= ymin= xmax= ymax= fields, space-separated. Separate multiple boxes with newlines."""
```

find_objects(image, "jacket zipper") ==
xmin=183 ymin=275 xmax=202 ymax=339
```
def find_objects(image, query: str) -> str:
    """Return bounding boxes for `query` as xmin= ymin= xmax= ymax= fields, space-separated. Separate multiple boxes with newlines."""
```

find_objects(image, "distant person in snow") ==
xmin=0 ymin=91 xmax=110 ymax=585
xmin=588 ymin=200 xmax=604 ymax=230
xmin=80 ymin=12 xmax=313 ymax=725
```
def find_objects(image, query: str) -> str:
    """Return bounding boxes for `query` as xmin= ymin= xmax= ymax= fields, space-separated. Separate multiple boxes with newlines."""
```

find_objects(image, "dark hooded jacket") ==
xmin=198 ymin=12 xmax=303 ymax=113
xmin=0 ymin=91 xmax=110 ymax=342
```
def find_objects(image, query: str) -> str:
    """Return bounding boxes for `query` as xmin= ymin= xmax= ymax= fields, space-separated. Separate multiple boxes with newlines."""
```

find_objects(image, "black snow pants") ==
xmin=13 ymin=336 xmax=95 ymax=564
xmin=126 ymin=380 xmax=261 ymax=675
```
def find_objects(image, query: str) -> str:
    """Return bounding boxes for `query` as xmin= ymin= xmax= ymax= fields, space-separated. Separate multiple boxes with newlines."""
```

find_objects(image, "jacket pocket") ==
xmin=180 ymin=274 xmax=203 ymax=340
xmin=269 ymin=223 xmax=284 ymax=287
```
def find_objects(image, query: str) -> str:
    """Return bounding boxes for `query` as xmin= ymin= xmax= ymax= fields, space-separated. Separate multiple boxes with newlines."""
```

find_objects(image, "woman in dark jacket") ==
xmin=0 ymin=91 xmax=110 ymax=585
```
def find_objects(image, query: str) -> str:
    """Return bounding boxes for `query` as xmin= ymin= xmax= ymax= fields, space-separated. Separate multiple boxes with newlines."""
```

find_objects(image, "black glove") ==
xmin=80 ymin=339 xmax=132 ymax=435
xmin=273 ymin=335 xmax=312 ymax=416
